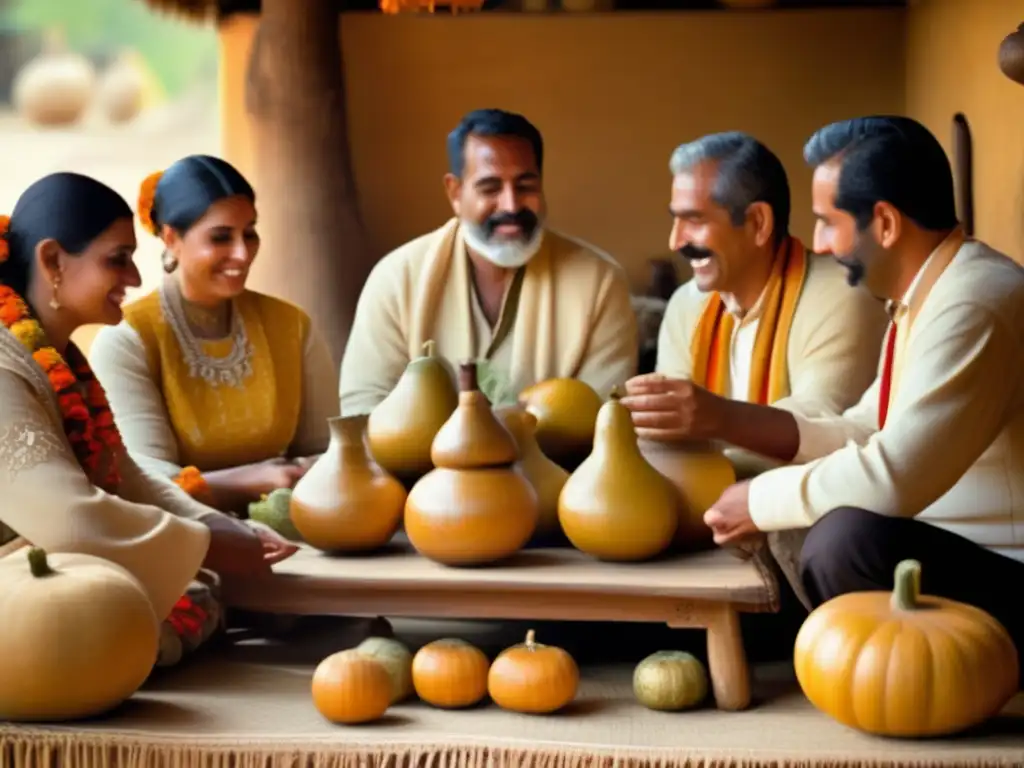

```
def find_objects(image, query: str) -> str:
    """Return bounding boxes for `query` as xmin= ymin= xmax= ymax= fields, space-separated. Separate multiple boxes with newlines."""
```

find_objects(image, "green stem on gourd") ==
xmin=27 ymin=547 xmax=55 ymax=578
xmin=422 ymin=339 xmax=436 ymax=358
xmin=890 ymin=559 xmax=922 ymax=611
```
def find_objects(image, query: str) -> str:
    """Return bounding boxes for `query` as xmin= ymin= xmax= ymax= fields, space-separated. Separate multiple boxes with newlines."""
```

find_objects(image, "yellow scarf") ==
xmin=690 ymin=236 xmax=808 ymax=405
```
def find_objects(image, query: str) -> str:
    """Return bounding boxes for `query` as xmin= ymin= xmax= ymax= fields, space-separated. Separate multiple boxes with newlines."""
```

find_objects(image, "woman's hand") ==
xmin=201 ymin=512 xmax=271 ymax=577
xmin=247 ymin=520 xmax=300 ymax=565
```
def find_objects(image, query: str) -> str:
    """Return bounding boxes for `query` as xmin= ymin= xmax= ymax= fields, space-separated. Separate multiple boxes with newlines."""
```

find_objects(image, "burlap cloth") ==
xmin=2 ymin=617 xmax=1023 ymax=768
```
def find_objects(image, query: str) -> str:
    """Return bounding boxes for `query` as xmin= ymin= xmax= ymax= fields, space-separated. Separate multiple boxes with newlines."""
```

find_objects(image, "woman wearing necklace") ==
xmin=0 ymin=171 xmax=297 ymax=664
xmin=90 ymin=155 xmax=338 ymax=514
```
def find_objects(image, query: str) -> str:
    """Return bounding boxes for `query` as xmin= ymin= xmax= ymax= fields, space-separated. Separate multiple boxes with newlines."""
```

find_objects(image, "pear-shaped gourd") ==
xmin=638 ymin=439 xmax=736 ymax=551
xmin=518 ymin=378 xmax=602 ymax=470
xmin=405 ymin=361 xmax=539 ymax=566
xmin=495 ymin=405 xmax=569 ymax=542
xmin=368 ymin=340 xmax=459 ymax=484
xmin=558 ymin=388 xmax=678 ymax=561
xmin=290 ymin=415 xmax=406 ymax=552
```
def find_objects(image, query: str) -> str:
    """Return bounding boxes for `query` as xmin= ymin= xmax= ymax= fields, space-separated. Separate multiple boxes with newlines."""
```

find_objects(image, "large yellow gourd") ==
xmin=795 ymin=559 xmax=1019 ymax=737
xmin=290 ymin=415 xmax=406 ymax=552
xmin=405 ymin=361 xmax=539 ymax=565
xmin=368 ymin=340 xmax=459 ymax=484
xmin=518 ymin=378 xmax=602 ymax=469
xmin=0 ymin=548 xmax=160 ymax=722
xmin=558 ymin=389 xmax=677 ymax=561
xmin=638 ymin=438 xmax=736 ymax=551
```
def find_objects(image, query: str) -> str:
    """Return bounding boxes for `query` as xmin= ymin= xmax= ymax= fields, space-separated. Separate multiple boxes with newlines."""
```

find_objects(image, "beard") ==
xmin=461 ymin=209 xmax=545 ymax=269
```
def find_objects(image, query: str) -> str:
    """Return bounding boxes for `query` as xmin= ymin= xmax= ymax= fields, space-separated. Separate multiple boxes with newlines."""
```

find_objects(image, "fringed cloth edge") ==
xmin=2 ymin=729 xmax=1020 ymax=768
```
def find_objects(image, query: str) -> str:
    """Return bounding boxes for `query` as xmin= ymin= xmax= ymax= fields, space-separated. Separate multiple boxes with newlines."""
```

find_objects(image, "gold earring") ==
xmin=49 ymin=278 xmax=61 ymax=311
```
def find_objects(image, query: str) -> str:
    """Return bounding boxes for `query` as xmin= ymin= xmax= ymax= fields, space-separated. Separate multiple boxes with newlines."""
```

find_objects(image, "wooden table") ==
xmin=221 ymin=543 xmax=775 ymax=712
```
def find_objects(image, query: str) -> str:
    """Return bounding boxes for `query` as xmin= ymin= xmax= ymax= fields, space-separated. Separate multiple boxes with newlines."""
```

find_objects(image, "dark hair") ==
xmin=446 ymin=109 xmax=544 ymax=178
xmin=803 ymin=116 xmax=958 ymax=231
xmin=668 ymin=131 xmax=791 ymax=246
xmin=149 ymin=154 xmax=255 ymax=234
xmin=0 ymin=172 xmax=133 ymax=298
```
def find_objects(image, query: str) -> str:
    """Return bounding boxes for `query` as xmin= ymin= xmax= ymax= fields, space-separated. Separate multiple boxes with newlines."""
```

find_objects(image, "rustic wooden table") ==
xmin=221 ymin=542 xmax=775 ymax=711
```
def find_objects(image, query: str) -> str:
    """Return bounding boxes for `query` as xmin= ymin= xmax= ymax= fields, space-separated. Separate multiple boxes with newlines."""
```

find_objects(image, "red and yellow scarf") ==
xmin=690 ymin=236 xmax=808 ymax=405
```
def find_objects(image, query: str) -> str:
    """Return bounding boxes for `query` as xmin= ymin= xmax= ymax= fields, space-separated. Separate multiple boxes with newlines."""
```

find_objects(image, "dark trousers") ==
xmin=801 ymin=507 xmax=1023 ymax=682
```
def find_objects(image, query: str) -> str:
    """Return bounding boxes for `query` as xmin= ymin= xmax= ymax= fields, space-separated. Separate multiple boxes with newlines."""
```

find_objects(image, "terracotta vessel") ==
xmin=405 ymin=362 xmax=539 ymax=566
xmin=637 ymin=438 xmax=736 ymax=551
xmin=290 ymin=415 xmax=406 ymax=552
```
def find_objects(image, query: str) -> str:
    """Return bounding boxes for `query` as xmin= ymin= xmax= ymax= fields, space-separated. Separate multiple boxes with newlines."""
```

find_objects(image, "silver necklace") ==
xmin=159 ymin=280 xmax=254 ymax=389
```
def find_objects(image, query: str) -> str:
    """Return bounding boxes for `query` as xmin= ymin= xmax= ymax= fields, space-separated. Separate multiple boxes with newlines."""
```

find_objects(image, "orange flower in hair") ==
xmin=137 ymin=171 xmax=164 ymax=236
xmin=0 ymin=215 xmax=10 ymax=264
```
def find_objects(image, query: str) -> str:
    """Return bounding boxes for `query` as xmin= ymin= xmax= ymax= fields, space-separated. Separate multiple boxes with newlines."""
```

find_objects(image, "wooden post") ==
xmin=243 ymin=0 xmax=375 ymax=367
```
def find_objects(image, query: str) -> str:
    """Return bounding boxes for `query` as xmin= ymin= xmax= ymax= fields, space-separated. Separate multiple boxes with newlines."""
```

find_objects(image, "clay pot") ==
xmin=999 ymin=24 xmax=1024 ymax=86
xmin=290 ymin=415 xmax=406 ymax=553
xmin=96 ymin=51 xmax=145 ymax=124
xmin=12 ymin=31 xmax=96 ymax=128
xmin=637 ymin=439 xmax=736 ymax=551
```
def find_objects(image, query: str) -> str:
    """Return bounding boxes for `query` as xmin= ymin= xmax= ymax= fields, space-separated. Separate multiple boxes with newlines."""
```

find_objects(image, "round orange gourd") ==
xmin=411 ymin=638 xmax=490 ymax=709
xmin=488 ymin=629 xmax=579 ymax=714
xmin=0 ymin=547 xmax=160 ymax=722
xmin=312 ymin=650 xmax=392 ymax=724
xmin=795 ymin=559 xmax=1019 ymax=737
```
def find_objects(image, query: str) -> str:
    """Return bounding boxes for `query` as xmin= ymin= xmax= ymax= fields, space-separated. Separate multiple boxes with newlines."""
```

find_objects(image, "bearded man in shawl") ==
xmin=339 ymin=108 xmax=638 ymax=413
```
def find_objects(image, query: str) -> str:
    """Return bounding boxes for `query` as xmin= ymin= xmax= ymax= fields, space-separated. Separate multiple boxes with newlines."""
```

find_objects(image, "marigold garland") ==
xmin=0 ymin=215 xmax=9 ymax=264
xmin=137 ymin=171 xmax=164 ymax=236
xmin=0 ymin=284 xmax=123 ymax=492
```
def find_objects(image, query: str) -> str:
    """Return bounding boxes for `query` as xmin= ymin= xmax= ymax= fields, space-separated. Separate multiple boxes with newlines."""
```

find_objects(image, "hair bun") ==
xmin=137 ymin=171 xmax=164 ymax=236
xmin=0 ymin=215 xmax=10 ymax=264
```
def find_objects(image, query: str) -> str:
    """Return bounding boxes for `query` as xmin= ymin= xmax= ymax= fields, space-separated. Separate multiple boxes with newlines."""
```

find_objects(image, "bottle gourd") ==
xmin=494 ymin=404 xmax=569 ymax=543
xmin=405 ymin=361 xmax=539 ymax=566
xmin=558 ymin=388 xmax=678 ymax=561
xmin=367 ymin=340 xmax=458 ymax=484
xmin=290 ymin=415 xmax=406 ymax=552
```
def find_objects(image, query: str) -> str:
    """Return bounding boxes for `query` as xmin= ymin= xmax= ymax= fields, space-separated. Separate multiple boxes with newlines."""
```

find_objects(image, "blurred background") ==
xmin=0 ymin=0 xmax=218 ymax=292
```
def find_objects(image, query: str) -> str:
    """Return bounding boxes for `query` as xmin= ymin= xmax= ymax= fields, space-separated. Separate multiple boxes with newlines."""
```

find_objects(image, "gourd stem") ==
xmin=27 ymin=547 xmax=54 ymax=578
xmin=458 ymin=360 xmax=479 ymax=392
xmin=525 ymin=629 xmax=536 ymax=649
xmin=890 ymin=559 xmax=922 ymax=611
xmin=423 ymin=339 xmax=436 ymax=358
xmin=609 ymin=385 xmax=622 ymax=401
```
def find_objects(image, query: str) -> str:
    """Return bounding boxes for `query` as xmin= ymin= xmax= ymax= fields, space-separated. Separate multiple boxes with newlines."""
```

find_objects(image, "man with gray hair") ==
xmin=622 ymin=131 xmax=887 ymax=470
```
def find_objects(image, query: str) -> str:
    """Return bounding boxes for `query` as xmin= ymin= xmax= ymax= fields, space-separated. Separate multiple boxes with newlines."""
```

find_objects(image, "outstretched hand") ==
xmin=704 ymin=480 xmax=760 ymax=547
xmin=619 ymin=372 xmax=726 ymax=442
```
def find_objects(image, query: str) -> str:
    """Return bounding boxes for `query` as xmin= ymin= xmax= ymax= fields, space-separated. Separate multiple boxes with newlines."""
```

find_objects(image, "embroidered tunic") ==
xmin=89 ymin=284 xmax=338 ymax=478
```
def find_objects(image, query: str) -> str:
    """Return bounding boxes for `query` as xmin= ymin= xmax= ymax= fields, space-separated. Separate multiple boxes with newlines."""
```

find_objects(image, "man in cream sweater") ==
xmin=339 ymin=109 xmax=638 ymax=414
xmin=622 ymin=132 xmax=888 ymax=469
xmin=706 ymin=116 xmax=1024 ymax=666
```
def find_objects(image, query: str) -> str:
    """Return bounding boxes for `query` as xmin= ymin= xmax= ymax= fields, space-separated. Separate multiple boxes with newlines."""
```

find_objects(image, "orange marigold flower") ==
xmin=174 ymin=466 xmax=212 ymax=501
xmin=0 ymin=294 xmax=28 ymax=326
xmin=0 ymin=214 xmax=10 ymax=264
xmin=137 ymin=171 xmax=164 ymax=236
xmin=47 ymin=365 xmax=77 ymax=393
xmin=32 ymin=346 xmax=63 ymax=371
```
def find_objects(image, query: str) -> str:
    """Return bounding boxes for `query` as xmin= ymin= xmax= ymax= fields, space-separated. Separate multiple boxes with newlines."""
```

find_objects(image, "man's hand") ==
xmin=202 ymin=513 xmax=271 ymax=577
xmin=620 ymin=373 xmax=728 ymax=442
xmin=704 ymin=480 xmax=760 ymax=547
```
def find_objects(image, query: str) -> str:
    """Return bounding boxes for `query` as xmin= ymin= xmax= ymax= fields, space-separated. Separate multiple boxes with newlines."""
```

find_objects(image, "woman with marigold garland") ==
xmin=90 ymin=155 xmax=338 ymax=514
xmin=0 ymin=171 xmax=298 ymax=663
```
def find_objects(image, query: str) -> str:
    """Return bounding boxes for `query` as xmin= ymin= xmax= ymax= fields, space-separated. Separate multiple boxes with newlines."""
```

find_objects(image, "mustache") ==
xmin=677 ymin=244 xmax=715 ymax=262
xmin=485 ymin=209 xmax=538 ymax=237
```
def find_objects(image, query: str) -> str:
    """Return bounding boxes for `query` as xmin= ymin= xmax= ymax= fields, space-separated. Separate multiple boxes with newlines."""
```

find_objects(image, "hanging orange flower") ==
xmin=0 ymin=215 xmax=10 ymax=264
xmin=137 ymin=171 xmax=164 ymax=236
xmin=379 ymin=0 xmax=484 ymax=13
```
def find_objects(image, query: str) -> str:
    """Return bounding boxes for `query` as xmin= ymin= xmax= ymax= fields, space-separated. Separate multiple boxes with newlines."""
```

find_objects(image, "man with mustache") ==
xmin=705 ymin=117 xmax=1024 ymax=661
xmin=622 ymin=132 xmax=888 ymax=472
xmin=339 ymin=108 xmax=637 ymax=413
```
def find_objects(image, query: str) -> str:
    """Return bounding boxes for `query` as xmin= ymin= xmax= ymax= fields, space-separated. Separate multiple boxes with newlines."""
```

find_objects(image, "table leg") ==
xmin=705 ymin=604 xmax=751 ymax=711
